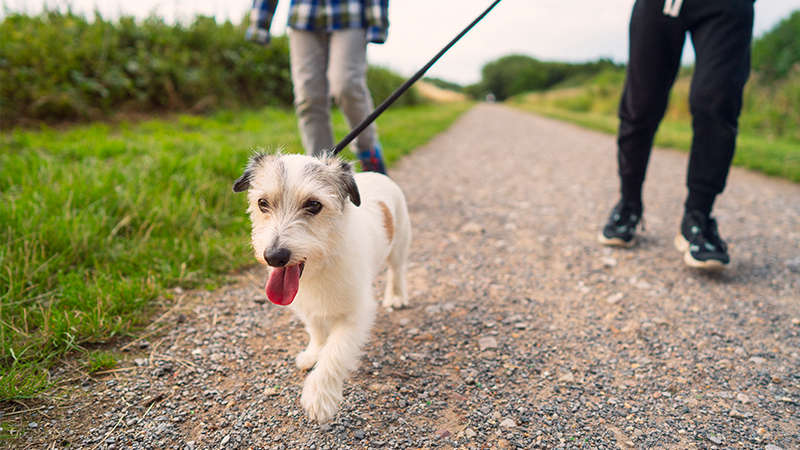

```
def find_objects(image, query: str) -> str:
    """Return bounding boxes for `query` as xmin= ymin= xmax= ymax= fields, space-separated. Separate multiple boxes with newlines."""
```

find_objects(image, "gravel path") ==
xmin=12 ymin=104 xmax=800 ymax=449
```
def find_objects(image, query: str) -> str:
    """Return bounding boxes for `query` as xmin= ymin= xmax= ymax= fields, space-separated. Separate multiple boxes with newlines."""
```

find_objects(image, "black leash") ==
xmin=330 ymin=0 xmax=503 ymax=156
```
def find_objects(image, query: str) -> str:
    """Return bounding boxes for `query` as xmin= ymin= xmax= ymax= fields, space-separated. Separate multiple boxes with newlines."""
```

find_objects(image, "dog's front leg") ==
xmin=300 ymin=318 xmax=371 ymax=423
xmin=296 ymin=320 xmax=329 ymax=370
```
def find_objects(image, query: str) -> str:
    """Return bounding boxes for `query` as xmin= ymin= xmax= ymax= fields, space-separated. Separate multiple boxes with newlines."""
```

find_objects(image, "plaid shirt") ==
xmin=246 ymin=0 xmax=389 ymax=45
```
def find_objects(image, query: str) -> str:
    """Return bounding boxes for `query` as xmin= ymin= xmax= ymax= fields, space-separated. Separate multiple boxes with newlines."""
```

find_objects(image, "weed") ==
xmin=86 ymin=350 xmax=117 ymax=373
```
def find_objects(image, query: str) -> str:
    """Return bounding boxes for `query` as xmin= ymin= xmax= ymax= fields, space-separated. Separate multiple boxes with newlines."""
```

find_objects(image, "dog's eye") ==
xmin=258 ymin=198 xmax=270 ymax=212
xmin=303 ymin=199 xmax=322 ymax=215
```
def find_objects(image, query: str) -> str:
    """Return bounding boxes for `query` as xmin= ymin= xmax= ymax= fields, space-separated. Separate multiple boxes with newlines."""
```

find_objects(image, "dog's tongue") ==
xmin=266 ymin=265 xmax=301 ymax=305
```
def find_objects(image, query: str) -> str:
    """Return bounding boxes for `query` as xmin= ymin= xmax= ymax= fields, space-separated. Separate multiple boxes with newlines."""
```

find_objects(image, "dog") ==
xmin=233 ymin=151 xmax=411 ymax=423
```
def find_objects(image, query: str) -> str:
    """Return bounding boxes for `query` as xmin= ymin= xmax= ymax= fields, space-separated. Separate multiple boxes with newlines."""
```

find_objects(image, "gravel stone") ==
xmin=478 ymin=336 xmax=498 ymax=351
xmin=602 ymin=256 xmax=618 ymax=267
xmin=460 ymin=222 xmax=484 ymax=234
xmin=264 ymin=387 xmax=280 ymax=396
xmin=729 ymin=409 xmax=753 ymax=419
xmin=557 ymin=372 xmax=576 ymax=383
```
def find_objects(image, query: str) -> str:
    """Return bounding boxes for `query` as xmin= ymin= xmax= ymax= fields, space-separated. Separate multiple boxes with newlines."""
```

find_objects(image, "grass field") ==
xmin=510 ymin=70 xmax=800 ymax=183
xmin=0 ymin=101 xmax=472 ymax=401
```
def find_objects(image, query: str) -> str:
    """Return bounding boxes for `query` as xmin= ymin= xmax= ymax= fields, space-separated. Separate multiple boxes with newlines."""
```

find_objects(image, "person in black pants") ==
xmin=599 ymin=0 xmax=754 ymax=270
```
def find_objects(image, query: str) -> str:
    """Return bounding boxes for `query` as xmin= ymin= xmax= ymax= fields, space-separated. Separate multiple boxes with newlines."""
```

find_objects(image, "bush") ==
xmin=366 ymin=66 xmax=423 ymax=107
xmin=423 ymin=77 xmax=464 ymax=92
xmin=0 ymin=11 xmax=423 ymax=127
xmin=0 ymin=11 xmax=293 ymax=126
xmin=752 ymin=10 xmax=800 ymax=81
xmin=741 ymin=69 xmax=800 ymax=141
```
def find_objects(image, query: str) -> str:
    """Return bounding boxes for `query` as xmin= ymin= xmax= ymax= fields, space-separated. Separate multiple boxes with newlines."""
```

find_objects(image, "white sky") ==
xmin=5 ymin=0 xmax=800 ymax=84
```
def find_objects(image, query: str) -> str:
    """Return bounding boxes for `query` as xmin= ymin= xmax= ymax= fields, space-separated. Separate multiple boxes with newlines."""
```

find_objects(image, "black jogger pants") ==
xmin=617 ymin=0 xmax=754 ymax=214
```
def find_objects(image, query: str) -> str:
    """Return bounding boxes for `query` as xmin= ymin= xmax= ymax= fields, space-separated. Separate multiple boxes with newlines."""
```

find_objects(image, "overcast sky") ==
xmin=5 ymin=0 xmax=800 ymax=84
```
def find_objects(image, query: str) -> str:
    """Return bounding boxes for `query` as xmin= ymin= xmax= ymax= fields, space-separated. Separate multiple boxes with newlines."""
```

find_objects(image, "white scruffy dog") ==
xmin=233 ymin=151 xmax=411 ymax=423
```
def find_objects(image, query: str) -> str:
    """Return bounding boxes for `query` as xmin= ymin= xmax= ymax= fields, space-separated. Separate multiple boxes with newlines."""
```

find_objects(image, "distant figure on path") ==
xmin=599 ymin=0 xmax=754 ymax=270
xmin=246 ymin=0 xmax=388 ymax=173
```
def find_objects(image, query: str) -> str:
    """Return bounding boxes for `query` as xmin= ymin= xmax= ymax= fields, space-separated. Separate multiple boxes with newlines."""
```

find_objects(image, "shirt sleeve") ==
xmin=245 ymin=0 xmax=280 ymax=44
xmin=364 ymin=0 xmax=389 ymax=44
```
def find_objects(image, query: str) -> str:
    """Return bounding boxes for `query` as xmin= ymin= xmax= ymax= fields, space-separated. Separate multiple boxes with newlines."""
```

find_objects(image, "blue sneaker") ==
xmin=357 ymin=145 xmax=387 ymax=174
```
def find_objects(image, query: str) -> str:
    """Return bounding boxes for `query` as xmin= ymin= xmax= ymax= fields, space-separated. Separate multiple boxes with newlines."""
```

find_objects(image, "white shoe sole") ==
xmin=674 ymin=234 xmax=727 ymax=271
xmin=598 ymin=232 xmax=636 ymax=248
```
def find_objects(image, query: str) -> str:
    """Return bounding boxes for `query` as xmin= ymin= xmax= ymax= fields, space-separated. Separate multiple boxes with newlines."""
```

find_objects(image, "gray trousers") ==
xmin=288 ymin=28 xmax=378 ymax=157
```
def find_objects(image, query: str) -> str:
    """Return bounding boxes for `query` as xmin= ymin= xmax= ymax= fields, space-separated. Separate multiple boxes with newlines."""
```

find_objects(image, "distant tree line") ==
xmin=464 ymin=56 xmax=623 ymax=101
xmin=460 ymin=9 xmax=799 ymax=101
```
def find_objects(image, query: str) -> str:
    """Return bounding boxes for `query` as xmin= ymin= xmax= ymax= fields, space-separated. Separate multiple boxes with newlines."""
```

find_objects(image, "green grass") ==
xmin=0 ymin=101 xmax=472 ymax=401
xmin=0 ymin=422 xmax=21 ymax=440
xmin=86 ymin=350 xmax=117 ymax=373
xmin=510 ymin=69 xmax=800 ymax=182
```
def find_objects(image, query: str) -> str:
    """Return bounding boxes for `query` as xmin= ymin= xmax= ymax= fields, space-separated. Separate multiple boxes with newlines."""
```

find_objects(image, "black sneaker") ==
xmin=674 ymin=210 xmax=730 ymax=270
xmin=598 ymin=201 xmax=643 ymax=248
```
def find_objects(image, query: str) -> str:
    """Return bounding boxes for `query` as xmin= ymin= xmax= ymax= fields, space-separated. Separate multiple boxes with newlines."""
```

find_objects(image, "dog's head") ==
xmin=233 ymin=151 xmax=360 ymax=305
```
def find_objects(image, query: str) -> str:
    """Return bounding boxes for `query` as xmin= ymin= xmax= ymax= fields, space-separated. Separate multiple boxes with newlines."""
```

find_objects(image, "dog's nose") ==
xmin=265 ymin=247 xmax=291 ymax=267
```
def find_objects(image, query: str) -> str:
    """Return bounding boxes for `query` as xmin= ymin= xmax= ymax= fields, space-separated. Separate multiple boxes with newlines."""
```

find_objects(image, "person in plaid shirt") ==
xmin=246 ymin=0 xmax=390 ymax=173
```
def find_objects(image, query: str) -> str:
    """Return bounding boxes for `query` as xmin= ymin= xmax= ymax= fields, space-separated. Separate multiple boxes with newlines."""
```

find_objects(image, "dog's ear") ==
xmin=232 ymin=170 xmax=252 ymax=192
xmin=232 ymin=152 xmax=269 ymax=192
xmin=338 ymin=160 xmax=361 ymax=207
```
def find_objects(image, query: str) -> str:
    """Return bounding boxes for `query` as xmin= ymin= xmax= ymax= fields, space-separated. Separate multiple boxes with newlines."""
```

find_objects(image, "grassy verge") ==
xmin=509 ymin=70 xmax=800 ymax=183
xmin=0 ymin=101 xmax=473 ymax=401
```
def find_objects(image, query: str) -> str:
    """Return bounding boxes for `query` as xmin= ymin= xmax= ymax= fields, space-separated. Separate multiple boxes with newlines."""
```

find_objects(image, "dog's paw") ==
xmin=382 ymin=294 xmax=408 ymax=311
xmin=300 ymin=372 xmax=343 ymax=424
xmin=296 ymin=348 xmax=319 ymax=370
